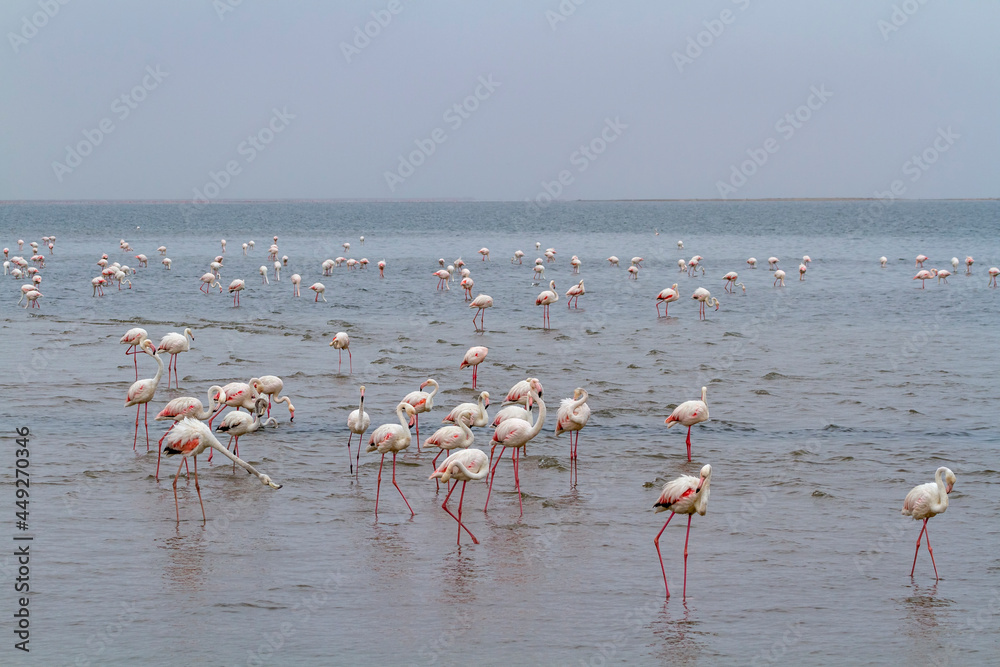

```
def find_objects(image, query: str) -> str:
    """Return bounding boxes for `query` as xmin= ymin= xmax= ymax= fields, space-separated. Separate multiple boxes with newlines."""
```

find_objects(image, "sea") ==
xmin=1 ymin=200 xmax=998 ymax=666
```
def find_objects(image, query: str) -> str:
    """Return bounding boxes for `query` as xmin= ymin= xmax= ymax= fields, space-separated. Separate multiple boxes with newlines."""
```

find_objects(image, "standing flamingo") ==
xmin=460 ymin=276 xmax=474 ymax=301
xmin=768 ymin=257 xmax=779 ymax=271
xmin=484 ymin=389 xmax=545 ymax=516
xmin=607 ymin=256 xmax=620 ymax=267
xmin=207 ymin=381 xmax=260 ymax=429
xmin=665 ymin=386 xmax=709 ymax=461
xmin=443 ymin=391 xmax=491 ymax=427
xmin=555 ymin=387 xmax=590 ymax=486
xmin=250 ymin=375 xmax=295 ymax=421
xmin=880 ymin=256 xmax=888 ymax=268
xmin=120 ymin=327 xmax=154 ymax=379
xmin=936 ymin=269 xmax=952 ymax=284
xmin=988 ymin=267 xmax=999 ymax=287
xmin=124 ymin=341 xmax=164 ymax=451
xmin=346 ymin=386 xmax=371 ymax=477
xmin=902 ymin=466 xmax=956 ymax=580
xmin=692 ymin=288 xmax=719 ymax=320
xmin=747 ymin=257 xmax=757 ymax=269
xmin=504 ymin=378 xmax=544 ymax=405
xmin=656 ymin=284 xmax=679 ymax=317
xmin=479 ymin=247 xmax=490 ymax=261
xmin=565 ymin=280 xmax=585 ymax=308
xmin=309 ymin=283 xmax=327 ymax=302
xmin=798 ymin=264 xmax=807 ymax=281
xmin=653 ymin=464 xmax=712 ymax=600
xmin=378 ymin=260 xmax=385 ymax=278
xmin=157 ymin=328 xmax=194 ymax=390
xmin=512 ymin=250 xmax=525 ymax=264
xmin=330 ymin=332 xmax=352 ymax=373
xmin=470 ymin=294 xmax=493 ymax=331
xmin=492 ymin=403 xmax=534 ymax=428
xmin=215 ymin=397 xmax=275 ymax=460
xmin=366 ymin=402 xmax=418 ymax=517
xmin=229 ymin=279 xmax=245 ymax=306
xmin=154 ymin=386 xmax=226 ymax=480
xmin=425 ymin=408 xmax=476 ymax=489
xmin=403 ymin=379 xmax=439 ymax=453
xmin=723 ymin=272 xmax=738 ymax=293
xmin=460 ymin=346 xmax=488 ymax=389
xmin=434 ymin=269 xmax=451 ymax=290
xmin=915 ymin=254 xmax=928 ymax=268
xmin=199 ymin=273 xmax=222 ymax=293
xmin=913 ymin=269 xmax=936 ymax=289
xmin=965 ymin=256 xmax=974 ymax=274
xmin=259 ymin=266 xmax=269 ymax=284
xmin=430 ymin=449 xmax=490 ymax=545
xmin=162 ymin=418 xmax=281 ymax=524
xmin=773 ymin=270 xmax=786 ymax=287
xmin=291 ymin=274 xmax=302 ymax=297
xmin=536 ymin=280 xmax=558 ymax=328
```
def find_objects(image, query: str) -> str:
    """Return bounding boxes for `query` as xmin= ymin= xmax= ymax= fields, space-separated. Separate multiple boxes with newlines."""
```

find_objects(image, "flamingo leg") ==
xmin=173 ymin=457 xmax=186 ymax=523
xmin=392 ymin=452 xmax=414 ymax=516
xmin=347 ymin=433 xmax=354 ymax=476
xmin=432 ymin=450 xmax=443 ymax=491
xmin=654 ymin=513 xmax=675 ymax=598
xmin=375 ymin=453 xmax=385 ymax=517
xmin=133 ymin=404 xmax=140 ymax=451
xmin=683 ymin=514 xmax=693 ymax=600
xmin=348 ymin=349 xmax=353 ymax=373
xmin=441 ymin=480 xmax=478 ymax=544
xmin=513 ymin=447 xmax=522 ymax=517
xmin=414 ymin=415 xmax=420 ymax=453
xmin=484 ymin=445 xmax=506 ymax=512
xmin=156 ymin=422 xmax=177 ymax=480
xmin=193 ymin=456 xmax=206 ymax=524
xmin=143 ymin=403 xmax=150 ymax=451
xmin=355 ymin=438 xmax=361 ymax=479
xmin=686 ymin=426 xmax=692 ymax=461
xmin=910 ymin=520 xmax=927 ymax=577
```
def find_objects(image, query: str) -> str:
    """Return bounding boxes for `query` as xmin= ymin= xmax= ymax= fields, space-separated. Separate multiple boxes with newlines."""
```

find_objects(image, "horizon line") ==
xmin=1 ymin=197 xmax=998 ymax=205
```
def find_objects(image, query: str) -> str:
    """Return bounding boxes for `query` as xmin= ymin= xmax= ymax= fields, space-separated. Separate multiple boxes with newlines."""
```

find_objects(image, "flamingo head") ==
xmin=482 ymin=391 xmax=490 ymax=408
xmin=944 ymin=469 xmax=956 ymax=494
xmin=360 ymin=385 xmax=366 ymax=399
xmin=696 ymin=464 xmax=712 ymax=491
xmin=260 ymin=475 xmax=282 ymax=490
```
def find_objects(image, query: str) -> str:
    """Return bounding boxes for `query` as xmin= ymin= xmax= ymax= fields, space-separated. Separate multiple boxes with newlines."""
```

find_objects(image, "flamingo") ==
xmin=229 ymin=279 xmax=245 ymax=306
xmin=484 ymin=389 xmax=545 ymax=516
xmin=677 ymin=240 xmax=683 ymax=249
xmin=403 ymin=379 xmax=438 ymax=453
xmin=512 ymin=250 xmax=525 ymax=264
xmin=536 ymin=280 xmax=558 ymax=328
xmin=880 ymin=256 xmax=888 ymax=268
xmin=913 ymin=269 xmax=936 ymax=289
xmin=23 ymin=290 xmax=41 ymax=309
xmin=346 ymin=386 xmax=371 ymax=477
xmin=570 ymin=256 xmax=581 ymax=274
xmin=250 ymin=375 xmax=295 ymax=421
xmin=631 ymin=257 xmax=644 ymax=268
xmin=768 ymin=257 xmax=779 ymax=271
xmin=627 ymin=265 xmax=639 ymax=280
xmin=773 ymin=270 xmax=786 ymax=287
xmin=242 ymin=243 xmax=248 ymax=255
xmin=936 ymin=269 xmax=952 ymax=284
xmin=135 ymin=254 xmax=148 ymax=267
xmin=330 ymin=332 xmax=352 ymax=373
xmin=17 ymin=284 xmax=35 ymax=305
xmin=443 ymin=391 xmax=491 ymax=427
xmin=430 ymin=449 xmax=490 ymax=545
xmin=434 ymin=269 xmax=451 ymax=290
xmin=378 ymin=260 xmax=386 ymax=278
xmin=248 ymin=240 xmax=255 ymax=251
xmin=565 ymin=280 xmax=585 ymax=308
xmin=92 ymin=277 xmax=106 ymax=297
xmin=460 ymin=346 xmax=488 ymax=389
xmin=220 ymin=239 xmax=226 ymax=253
xmin=902 ymin=467 xmax=956 ymax=580
xmin=460 ymin=276 xmax=474 ymax=301
xmin=965 ymin=256 xmax=974 ymax=274
xmin=273 ymin=261 xmax=281 ymax=281
xmin=607 ymin=256 xmax=620 ymax=267
xmin=692 ymin=288 xmax=719 ymax=320
xmin=948 ymin=257 xmax=959 ymax=273
xmin=291 ymin=274 xmax=301 ymax=297
xmin=259 ymin=266 xmax=269 ymax=284
xmin=915 ymin=254 xmax=928 ymax=268
xmin=504 ymin=378 xmax=544 ymax=405
xmin=162 ymin=418 xmax=281 ymax=524
xmin=199 ymin=273 xmax=222 ymax=293
xmin=665 ymin=386 xmax=709 ymax=461
xmin=988 ymin=267 xmax=999 ymax=287
xmin=343 ymin=242 xmax=351 ymax=252
xmin=479 ymin=247 xmax=490 ymax=261
xmin=360 ymin=235 xmax=365 ymax=245
xmin=425 ymin=407 xmax=476 ymax=487
xmin=154 ymin=386 xmax=226 ymax=479
xmin=469 ymin=293 xmax=493 ymax=331
xmin=653 ymin=464 xmax=712 ymax=600
xmin=215 ymin=397 xmax=275 ymax=460
xmin=723 ymin=272 xmax=738 ymax=293
xmin=207 ymin=381 xmax=260 ymax=433
xmin=492 ymin=403 xmax=534 ymax=428
xmin=678 ymin=259 xmax=687 ymax=273
xmin=532 ymin=263 xmax=545 ymax=280
xmin=656 ymin=284 xmax=679 ymax=317
xmin=798 ymin=264 xmax=807 ymax=281
xmin=802 ymin=255 xmax=811 ymax=264
xmin=162 ymin=258 xmax=171 ymax=270
xmin=124 ymin=341 xmax=164 ymax=451
xmin=157 ymin=246 xmax=166 ymax=255
xmin=555 ymin=387 xmax=590 ymax=486
xmin=322 ymin=259 xmax=335 ymax=276
xmin=366 ymin=402 xmax=418 ymax=517
xmin=157 ymin=328 xmax=194 ymax=390
xmin=120 ymin=328 xmax=154 ymax=379
xmin=308 ymin=282 xmax=327 ymax=302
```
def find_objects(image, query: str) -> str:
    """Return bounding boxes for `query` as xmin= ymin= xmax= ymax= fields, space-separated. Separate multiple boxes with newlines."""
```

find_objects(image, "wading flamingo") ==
xmin=470 ymin=293 xmax=493 ymax=331
xmin=366 ymin=402 xmax=417 ymax=517
xmin=330 ymin=332 xmax=352 ymax=373
xmin=250 ymin=375 xmax=295 ymax=421
xmin=723 ymin=272 xmax=738 ymax=293
xmin=403 ymin=379 xmax=438 ymax=452
xmin=479 ymin=247 xmax=490 ymax=261
xmin=692 ymin=288 xmax=719 ymax=319
xmin=936 ymin=269 xmax=952 ymax=284
xmin=915 ymin=254 xmax=928 ymax=268
xmin=157 ymin=328 xmax=194 ymax=390
xmin=768 ymin=257 xmax=779 ymax=271
xmin=259 ymin=266 xmax=269 ymax=285
xmin=309 ymin=282 xmax=327 ymax=302
xmin=880 ymin=257 xmax=888 ymax=268
xmin=163 ymin=417 xmax=281 ymax=524
xmin=460 ymin=346 xmax=488 ymax=389
xmin=430 ymin=449 xmax=490 ymax=545
xmin=378 ymin=260 xmax=385 ymax=278
xmin=291 ymin=274 xmax=301 ymax=297
xmin=484 ymin=389 xmax=545 ymax=516
xmin=988 ymin=267 xmax=999 ymax=287
xmin=654 ymin=464 xmax=712 ymax=600
xmin=434 ymin=269 xmax=450 ymax=290
xmin=425 ymin=407 xmax=476 ymax=489
xmin=443 ymin=391 xmax=490 ymax=428
xmin=504 ymin=378 xmax=543 ymax=405
xmin=773 ymin=270 xmax=786 ymax=287
xmin=607 ymin=256 xmax=619 ymax=267
xmin=120 ymin=328 xmax=154 ymax=379
xmin=555 ymin=387 xmax=590 ymax=486
xmin=665 ymin=386 xmax=709 ymax=461
xmin=656 ymin=284 xmax=679 ymax=317
xmin=512 ymin=250 xmax=525 ymax=264
xmin=902 ymin=466 xmax=956 ymax=580
xmin=536 ymin=280 xmax=558 ymax=328
xmin=346 ymin=386 xmax=371 ymax=477
xmin=215 ymin=397 xmax=275 ymax=460
xmin=200 ymin=273 xmax=222 ymax=293
xmin=229 ymin=279 xmax=245 ymax=306
xmin=565 ymin=280 xmax=585 ymax=308
xmin=965 ymin=256 xmax=974 ymax=274
xmin=913 ymin=269 xmax=936 ymax=289
xmin=799 ymin=264 xmax=807 ymax=281
xmin=154 ymin=386 xmax=226 ymax=479
xmin=124 ymin=341 xmax=164 ymax=451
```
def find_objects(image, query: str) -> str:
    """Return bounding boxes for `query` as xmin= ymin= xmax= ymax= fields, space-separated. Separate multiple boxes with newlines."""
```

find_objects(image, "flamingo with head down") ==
xmin=430 ymin=449 xmax=490 ymax=544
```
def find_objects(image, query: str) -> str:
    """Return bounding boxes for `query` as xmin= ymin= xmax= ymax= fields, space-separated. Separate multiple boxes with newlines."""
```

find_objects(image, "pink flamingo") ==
xmin=162 ymin=418 xmax=281 ymax=524
xmin=346 ymin=386 xmax=371 ymax=477
xmin=653 ymin=464 xmax=712 ymax=600
xmin=124 ymin=341 xmax=164 ymax=451
xmin=484 ymin=389 xmax=545 ymax=515
xmin=291 ymin=274 xmax=301 ymax=297
xmin=460 ymin=276 xmax=474 ymax=301
xmin=200 ymin=273 xmax=222 ymax=293
xmin=988 ymin=267 xmax=999 ymax=287
xmin=366 ymin=402 xmax=417 ymax=517
xmin=607 ymin=256 xmax=619 ymax=267
xmin=157 ymin=328 xmax=194 ymax=390
xmin=799 ymin=264 xmax=807 ymax=281
xmin=656 ymin=284 xmax=679 ymax=317
xmin=330 ymin=332 xmax=352 ymax=373
xmin=536 ymin=280 xmax=558 ymax=328
xmin=913 ymin=269 xmax=936 ymax=288
xmin=555 ymin=387 xmax=590 ymax=486
xmin=565 ymin=280 xmax=585 ymax=308
xmin=309 ymin=282 xmax=327 ymax=302
xmin=665 ymin=386 xmax=709 ymax=461
xmin=443 ymin=391 xmax=491 ymax=427
xmin=504 ymin=378 xmax=543 ymax=405
xmin=723 ymin=272 xmax=739 ymax=293
xmin=902 ymin=466 xmax=955 ymax=580
xmin=461 ymin=346 xmax=488 ymax=389
xmin=250 ymin=375 xmax=295 ymax=421
xmin=692 ymin=288 xmax=720 ymax=319
xmin=229 ymin=279 xmax=245 ymax=305
xmin=479 ymin=247 xmax=490 ymax=261
xmin=936 ymin=269 xmax=952 ymax=284
xmin=403 ymin=379 xmax=438 ymax=453
xmin=747 ymin=257 xmax=757 ymax=269
xmin=915 ymin=254 xmax=928 ymax=268
xmin=425 ymin=407 xmax=476 ymax=489
xmin=154 ymin=386 xmax=225 ymax=480
xmin=430 ymin=448 xmax=489 ymax=545
xmin=378 ymin=260 xmax=386 ymax=278
xmin=215 ymin=397 xmax=275 ymax=460
xmin=773 ymin=270 xmax=786 ymax=287
xmin=207 ymin=381 xmax=259 ymax=429
xmin=120 ymin=328 xmax=154 ymax=379
xmin=965 ymin=256 xmax=974 ymax=274
xmin=470 ymin=293 xmax=493 ymax=331
xmin=434 ymin=269 xmax=450 ymax=290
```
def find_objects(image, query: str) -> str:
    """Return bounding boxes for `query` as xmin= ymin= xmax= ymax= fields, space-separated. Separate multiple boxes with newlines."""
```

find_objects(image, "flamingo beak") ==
xmin=409 ymin=416 xmax=416 ymax=427
xmin=946 ymin=482 xmax=954 ymax=494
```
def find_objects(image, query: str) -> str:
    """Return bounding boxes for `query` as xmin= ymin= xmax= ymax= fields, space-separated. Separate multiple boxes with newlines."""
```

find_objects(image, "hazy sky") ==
xmin=2 ymin=1 xmax=997 ymax=201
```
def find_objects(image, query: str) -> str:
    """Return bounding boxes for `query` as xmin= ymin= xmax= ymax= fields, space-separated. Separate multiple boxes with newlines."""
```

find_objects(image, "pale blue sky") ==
xmin=2 ymin=1 xmax=996 ymax=200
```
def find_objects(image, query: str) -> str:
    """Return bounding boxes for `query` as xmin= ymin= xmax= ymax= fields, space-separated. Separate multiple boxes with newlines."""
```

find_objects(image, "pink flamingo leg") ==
xmin=432 ymin=450 xmax=444 ymax=491
xmin=173 ymin=457 xmax=186 ymax=522
xmin=441 ymin=481 xmax=478 ymax=544
xmin=654 ymin=513 xmax=675 ymax=598
xmin=924 ymin=522 xmax=939 ymax=579
xmin=156 ymin=422 xmax=177 ymax=479
xmin=133 ymin=404 xmax=140 ymax=451
xmin=682 ymin=514 xmax=693 ymax=600
xmin=193 ymin=456 xmax=206 ymax=523
xmin=347 ymin=433 xmax=354 ymax=476
xmin=909 ymin=520 xmax=927 ymax=577
xmin=513 ymin=447 xmax=523 ymax=516
xmin=414 ymin=415 xmax=421 ymax=453
xmin=484 ymin=445 xmax=506 ymax=511
xmin=686 ymin=426 xmax=692 ymax=461
xmin=391 ymin=452 xmax=414 ymax=516
xmin=348 ymin=349 xmax=353 ymax=373
xmin=375 ymin=453 xmax=385 ymax=517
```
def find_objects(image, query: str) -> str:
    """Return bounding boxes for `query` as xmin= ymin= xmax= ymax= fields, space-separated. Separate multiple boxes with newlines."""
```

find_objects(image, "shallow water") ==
xmin=1 ymin=200 xmax=998 ymax=666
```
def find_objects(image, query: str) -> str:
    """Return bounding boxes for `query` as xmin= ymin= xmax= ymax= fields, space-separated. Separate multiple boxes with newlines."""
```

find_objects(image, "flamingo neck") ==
xmin=397 ymin=404 xmax=411 ymax=429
